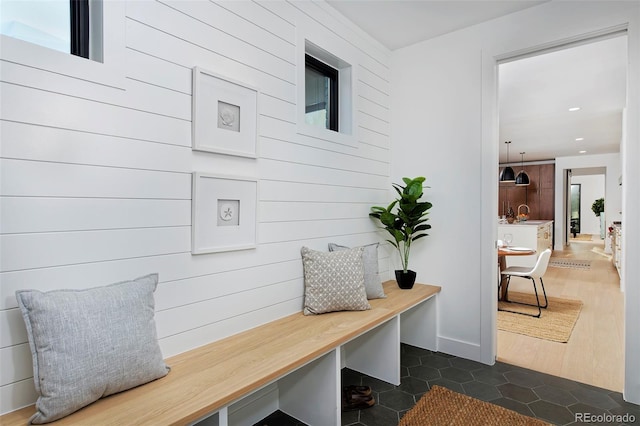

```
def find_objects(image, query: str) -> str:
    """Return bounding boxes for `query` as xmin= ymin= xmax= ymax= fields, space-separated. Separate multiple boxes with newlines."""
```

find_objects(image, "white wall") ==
xmin=571 ymin=174 xmax=606 ymax=236
xmin=0 ymin=0 xmax=392 ymax=414
xmin=391 ymin=1 xmax=639 ymax=403
xmin=392 ymin=34 xmax=485 ymax=360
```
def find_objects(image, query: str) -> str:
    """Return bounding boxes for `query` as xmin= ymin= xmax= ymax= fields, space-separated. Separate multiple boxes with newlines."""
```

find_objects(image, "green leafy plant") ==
xmin=369 ymin=177 xmax=433 ymax=273
xmin=592 ymin=198 xmax=604 ymax=217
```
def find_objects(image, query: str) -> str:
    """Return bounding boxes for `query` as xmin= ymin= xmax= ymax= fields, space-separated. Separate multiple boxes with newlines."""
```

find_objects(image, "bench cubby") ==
xmin=1 ymin=281 xmax=440 ymax=426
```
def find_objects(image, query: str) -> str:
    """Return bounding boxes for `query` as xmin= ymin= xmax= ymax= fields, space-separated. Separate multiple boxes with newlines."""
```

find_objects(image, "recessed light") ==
xmin=569 ymin=107 xmax=581 ymax=112
xmin=579 ymin=150 xmax=587 ymax=154
xmin=575 ymin=137 xmax=584 ymax=141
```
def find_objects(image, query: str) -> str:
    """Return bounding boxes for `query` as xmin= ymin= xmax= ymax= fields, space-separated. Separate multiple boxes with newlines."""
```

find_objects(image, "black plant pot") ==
xmin=395 ymin=270 xmax=417 ymax=290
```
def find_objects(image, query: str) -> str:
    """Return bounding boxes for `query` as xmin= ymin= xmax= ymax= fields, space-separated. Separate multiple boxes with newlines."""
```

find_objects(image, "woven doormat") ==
xmin=549 ymin=258 xmax=591 ymax=270
xmin=399 ymin=385 xmax=551 ymax=426
xmin=498 ymin=292 xmax=583 ymax=343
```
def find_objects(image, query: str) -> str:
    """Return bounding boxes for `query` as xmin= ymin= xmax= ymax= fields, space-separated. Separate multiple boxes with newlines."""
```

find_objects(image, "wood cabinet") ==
xmin=612 ymin=224 xmax=622 ymax=279
xmin=539 ymin=164 xmax=554 ymax=189
xmin=537 ymin=221 xmax=553 ymax=253
xmin=499 ymin=163 xmax=555 ymax=220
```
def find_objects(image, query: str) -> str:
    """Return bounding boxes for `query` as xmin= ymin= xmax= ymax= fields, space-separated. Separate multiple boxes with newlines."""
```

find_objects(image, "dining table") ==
xmin=498 ymin=246 xmax=536 ymax=301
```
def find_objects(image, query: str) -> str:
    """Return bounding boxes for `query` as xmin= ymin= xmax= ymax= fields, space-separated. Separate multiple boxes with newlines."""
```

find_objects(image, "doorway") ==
xmin=570 ymin=170 xmax=606 ymax=242
xmin=496 ymin=34 xmax=627 ymax=391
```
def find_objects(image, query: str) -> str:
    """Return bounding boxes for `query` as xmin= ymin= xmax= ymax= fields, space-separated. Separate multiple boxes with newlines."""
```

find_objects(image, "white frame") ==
xmin=295 ymin=22 xmax=358 ymax=148
xmin=192 ymin=67 xmax=258 ymax=158
xmin=192 ymin=173 xmax=258 ymax=254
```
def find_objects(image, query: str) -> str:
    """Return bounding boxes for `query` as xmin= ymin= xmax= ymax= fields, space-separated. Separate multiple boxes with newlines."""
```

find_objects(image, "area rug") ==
xmin=398 ymin=385 xmax=551 ymax=426
xmin=548 ymin=258 xmax=591 ymax=270
xmin=498 ymin=292 xmax=583 ymax=343
xmin=570 ymin=234 xmax=593 ymax=241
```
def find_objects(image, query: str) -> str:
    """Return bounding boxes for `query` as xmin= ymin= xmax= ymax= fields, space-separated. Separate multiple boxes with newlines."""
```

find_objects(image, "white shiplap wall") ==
xmin=0 ymin=0 xmax=391 ymax=414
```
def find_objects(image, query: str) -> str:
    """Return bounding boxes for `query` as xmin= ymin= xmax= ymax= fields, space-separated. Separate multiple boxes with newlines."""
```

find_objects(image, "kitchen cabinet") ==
xmin=539 ymin=164 xmax=554 ymax=189
xmin=537 ymin=188 xmax=555 ymax=219
xmin=611 ymin=223 xmax=622 ymax=279
xmin=498 ymin=220 xmax=553 ymax=268
xmin=498 ymin=164 xmax=555 ymax=220
xmin=536 ymin=221 xmax=553 ymax=252
xmin=537 ymin=164 xmax=555 ymax=219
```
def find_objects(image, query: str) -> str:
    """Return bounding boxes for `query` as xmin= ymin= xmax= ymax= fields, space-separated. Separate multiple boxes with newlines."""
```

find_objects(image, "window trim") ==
xmin=305 ymin=53 xmax=339 ymax=132
xmin=0 ymin=0 xmax=124 ymax=89
xmin=296 ymin=27 xmax=358 ymax=148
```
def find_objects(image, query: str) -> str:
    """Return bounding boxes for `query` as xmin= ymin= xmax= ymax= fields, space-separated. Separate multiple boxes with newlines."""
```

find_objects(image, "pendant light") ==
xmin=515 ymin=152 xmax=530 ymax=186
xmin=499 ymin=141 xmax=515 ymax=182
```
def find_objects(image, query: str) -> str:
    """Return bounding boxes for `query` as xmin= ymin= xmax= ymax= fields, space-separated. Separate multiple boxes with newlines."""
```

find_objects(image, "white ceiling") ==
xmin=325 ymin=1 xmax=628 ymax=165
xmin=326 ymin=0 xmax=548 ymax=51
xmin=499 ymin=35 xmax=627 ymax=163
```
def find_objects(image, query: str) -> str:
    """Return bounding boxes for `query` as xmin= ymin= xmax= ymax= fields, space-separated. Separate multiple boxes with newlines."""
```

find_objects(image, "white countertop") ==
xmin=499 ymin=220 xmax=553 ymax=226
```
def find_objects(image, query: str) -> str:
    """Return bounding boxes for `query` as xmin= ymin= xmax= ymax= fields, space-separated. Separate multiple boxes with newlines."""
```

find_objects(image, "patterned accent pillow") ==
xmin=301 ymin=246 xmax=370 ymax=315
xmin=328 ymin=243 xmax=386 ymax=299
xmin=15 ymin=274 xmax=170 ymax=424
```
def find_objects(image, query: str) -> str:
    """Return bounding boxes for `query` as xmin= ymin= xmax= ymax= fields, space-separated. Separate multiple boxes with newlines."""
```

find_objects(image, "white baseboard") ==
xmin=436 ymin=335 xmax=483 ymax=363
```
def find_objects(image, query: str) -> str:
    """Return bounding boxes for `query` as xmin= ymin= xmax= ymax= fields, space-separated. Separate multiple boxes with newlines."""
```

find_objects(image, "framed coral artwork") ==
xmin=192 ymin=67 xmax=258 ymax=158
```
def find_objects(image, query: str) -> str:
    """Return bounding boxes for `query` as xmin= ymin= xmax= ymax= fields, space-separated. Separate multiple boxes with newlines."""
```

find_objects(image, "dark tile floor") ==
xmin=255 ymin=344 xmax=640 ymax=426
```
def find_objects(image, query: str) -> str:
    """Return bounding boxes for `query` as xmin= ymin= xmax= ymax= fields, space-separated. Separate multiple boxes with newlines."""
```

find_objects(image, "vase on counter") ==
xmin=506 ymin=207 xmax=516 ymax=224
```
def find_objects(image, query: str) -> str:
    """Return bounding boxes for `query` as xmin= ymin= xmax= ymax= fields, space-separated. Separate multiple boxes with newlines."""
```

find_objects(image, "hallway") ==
xmin=497 ymin=236 xmax=624 ymax=391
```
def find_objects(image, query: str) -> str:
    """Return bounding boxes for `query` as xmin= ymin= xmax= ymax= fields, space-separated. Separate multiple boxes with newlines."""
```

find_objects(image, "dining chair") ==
xmin=499 ymin=249 xmax=552 ymax=318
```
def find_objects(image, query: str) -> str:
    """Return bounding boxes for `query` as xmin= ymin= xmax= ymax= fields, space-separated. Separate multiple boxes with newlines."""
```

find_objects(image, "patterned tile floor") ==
xmin=255 ymin=344 xmax=640 ymax=426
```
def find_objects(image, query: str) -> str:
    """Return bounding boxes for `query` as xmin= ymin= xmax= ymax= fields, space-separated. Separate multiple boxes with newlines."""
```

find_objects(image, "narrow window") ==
xmin=305 ymin=54 xmax=338 ymax=131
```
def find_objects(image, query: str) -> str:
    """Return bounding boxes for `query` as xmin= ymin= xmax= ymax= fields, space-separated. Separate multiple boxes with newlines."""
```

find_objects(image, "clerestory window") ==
xmin=305 ymin=54 xmax=339 ymax=132
xmin=1 ymin=0 xmax=98 ymax=60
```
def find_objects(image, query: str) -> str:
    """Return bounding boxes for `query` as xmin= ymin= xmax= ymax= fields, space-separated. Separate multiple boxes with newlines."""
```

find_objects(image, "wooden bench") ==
xmin=1 ymin=281 xmax=440 ymax=426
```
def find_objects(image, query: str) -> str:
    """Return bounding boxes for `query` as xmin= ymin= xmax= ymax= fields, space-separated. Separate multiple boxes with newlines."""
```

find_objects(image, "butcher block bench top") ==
xmin=1 ymin=281 xmax=440 ymax=426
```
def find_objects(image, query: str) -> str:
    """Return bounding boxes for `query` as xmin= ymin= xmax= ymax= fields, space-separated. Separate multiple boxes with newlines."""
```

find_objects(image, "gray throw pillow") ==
xmin=15 ymin=273 xmax=170 ymax=424
xmin=301 ymin=246 xmax=370 ymax=315
xmin=329 ymin=243 xmax=386 ymax=299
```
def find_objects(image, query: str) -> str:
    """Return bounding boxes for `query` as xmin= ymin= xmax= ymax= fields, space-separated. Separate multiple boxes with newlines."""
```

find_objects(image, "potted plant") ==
xmin=591 ymin=198 xmax=604 ymax=217
xmin=369 ymin=177 xmax=433 ymax=289
xmin=592 ymin=197 xmax=605 ymax=239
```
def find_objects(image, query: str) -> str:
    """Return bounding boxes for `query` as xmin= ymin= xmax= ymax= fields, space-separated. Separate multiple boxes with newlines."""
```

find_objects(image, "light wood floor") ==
xmin=497 ymin=236 xmax=624 ymax=391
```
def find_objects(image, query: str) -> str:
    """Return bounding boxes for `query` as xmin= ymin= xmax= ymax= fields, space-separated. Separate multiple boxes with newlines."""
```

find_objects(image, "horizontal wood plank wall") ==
xmin=0 ymin=0 xmax=391 ymax=415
